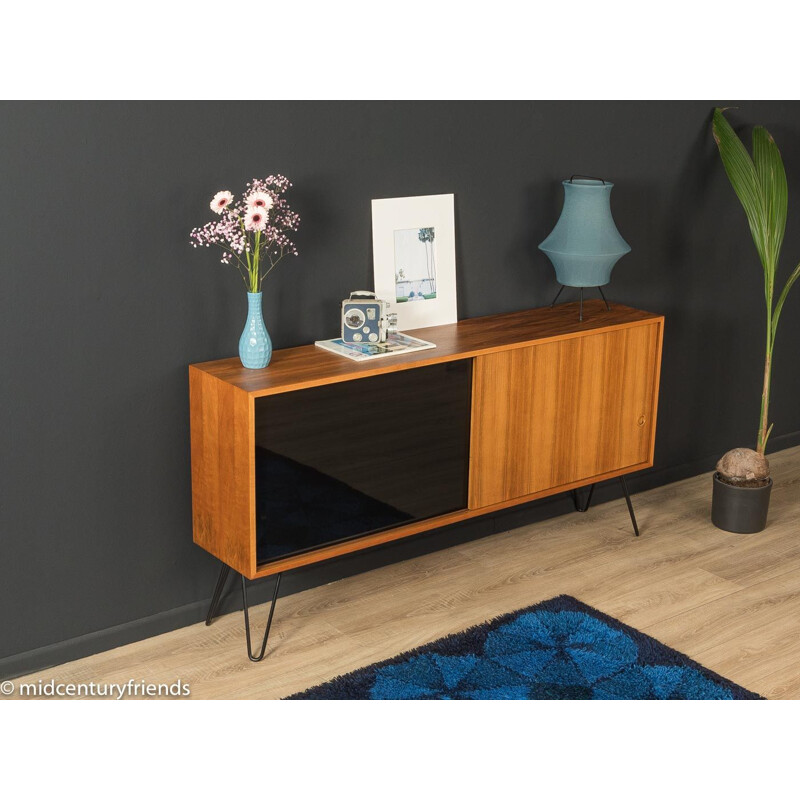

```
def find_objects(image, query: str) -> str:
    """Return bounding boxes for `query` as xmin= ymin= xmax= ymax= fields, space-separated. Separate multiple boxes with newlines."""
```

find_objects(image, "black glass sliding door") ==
xmin=253 ymin=359 xmax=472 ymax=563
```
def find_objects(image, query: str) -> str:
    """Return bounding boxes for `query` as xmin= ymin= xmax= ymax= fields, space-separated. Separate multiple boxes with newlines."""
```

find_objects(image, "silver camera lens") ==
xmin=344 ymin=309 xmax=366 ymax=329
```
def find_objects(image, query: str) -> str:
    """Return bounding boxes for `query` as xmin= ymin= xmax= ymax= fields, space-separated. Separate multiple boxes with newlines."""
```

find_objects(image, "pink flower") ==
xmin=246 ymin=190 xmax=274 ymax=211
xmin=210 ymin=190 xmax=234 ymax=214
xmin=191 ymin=175 xmax=299 ymax=267
xmin=245 ymin=208 xmax=268 ymax=232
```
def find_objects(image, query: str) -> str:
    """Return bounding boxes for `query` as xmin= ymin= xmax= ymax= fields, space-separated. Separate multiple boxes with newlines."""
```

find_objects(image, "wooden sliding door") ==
xmin=468 ymin=322 xmax=662 ymax=509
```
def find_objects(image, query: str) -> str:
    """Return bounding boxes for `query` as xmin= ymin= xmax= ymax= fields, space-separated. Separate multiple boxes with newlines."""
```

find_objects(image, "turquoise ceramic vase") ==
xmin=539 ymin=179 xmax=631 ymax=287
xmin=239 ymin=292 xmax=272 ymax=369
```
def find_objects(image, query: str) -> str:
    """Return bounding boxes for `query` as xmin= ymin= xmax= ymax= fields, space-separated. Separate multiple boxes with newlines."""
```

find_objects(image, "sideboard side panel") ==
xmin=190 ymin=367 xmax=254 ymax=576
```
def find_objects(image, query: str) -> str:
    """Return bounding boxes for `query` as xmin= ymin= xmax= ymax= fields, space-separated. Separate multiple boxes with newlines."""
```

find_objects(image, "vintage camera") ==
xmin=341 ymin=291 xmax=398 ymax=343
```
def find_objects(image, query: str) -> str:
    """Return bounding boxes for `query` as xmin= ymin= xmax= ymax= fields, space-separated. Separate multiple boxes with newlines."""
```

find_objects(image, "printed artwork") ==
xmin=393 ymin=227 xmax=436 ymax=302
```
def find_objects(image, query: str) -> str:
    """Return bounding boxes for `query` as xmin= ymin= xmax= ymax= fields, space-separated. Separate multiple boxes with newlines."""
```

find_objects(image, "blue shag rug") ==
xmin=287 ymin=595 xmax=763 ymax=700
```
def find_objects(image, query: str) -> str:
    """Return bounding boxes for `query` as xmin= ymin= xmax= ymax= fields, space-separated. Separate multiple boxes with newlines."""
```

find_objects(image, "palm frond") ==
xmin=712 ymin=108 xmax=769 ymax=272
xmin=753 ymin=125 xmax=788 ymax=291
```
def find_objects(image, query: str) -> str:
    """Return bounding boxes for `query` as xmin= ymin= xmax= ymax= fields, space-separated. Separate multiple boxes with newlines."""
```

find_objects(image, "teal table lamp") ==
xmin=539 ymin=176 xmax=630 ymax=320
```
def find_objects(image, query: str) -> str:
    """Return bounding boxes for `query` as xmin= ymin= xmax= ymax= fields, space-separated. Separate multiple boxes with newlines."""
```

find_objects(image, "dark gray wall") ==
xmin=2 ymin=101 xmax=800 ymax=677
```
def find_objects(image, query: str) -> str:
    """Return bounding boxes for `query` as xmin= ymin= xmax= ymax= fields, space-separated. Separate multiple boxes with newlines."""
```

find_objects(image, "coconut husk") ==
xmin=716 ymin=448 xmax=770 ymax=486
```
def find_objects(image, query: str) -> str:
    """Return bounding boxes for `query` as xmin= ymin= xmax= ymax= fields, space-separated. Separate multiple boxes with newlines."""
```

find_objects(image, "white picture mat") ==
xmin=371 ymin=194 xmax=457 ymax=330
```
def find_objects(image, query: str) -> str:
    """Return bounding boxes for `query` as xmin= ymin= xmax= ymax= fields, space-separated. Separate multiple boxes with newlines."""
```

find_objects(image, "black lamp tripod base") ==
xmin=549 ymin=285 xmax=611 ymax=322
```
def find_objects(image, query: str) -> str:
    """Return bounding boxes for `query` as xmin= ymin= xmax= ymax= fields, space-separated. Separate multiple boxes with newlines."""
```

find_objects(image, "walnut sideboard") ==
xmin=189 ymin=300 xmax=664 ymax=660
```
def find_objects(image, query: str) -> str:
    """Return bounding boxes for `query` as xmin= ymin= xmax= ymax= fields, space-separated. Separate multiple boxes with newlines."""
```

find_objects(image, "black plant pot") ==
xmin=711 ymin=472 xmax=772 ymax=534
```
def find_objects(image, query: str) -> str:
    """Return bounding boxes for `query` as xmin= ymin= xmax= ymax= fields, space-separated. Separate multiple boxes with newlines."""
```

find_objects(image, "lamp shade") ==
xmin=538 ymin=179 xmax=631 ymax=288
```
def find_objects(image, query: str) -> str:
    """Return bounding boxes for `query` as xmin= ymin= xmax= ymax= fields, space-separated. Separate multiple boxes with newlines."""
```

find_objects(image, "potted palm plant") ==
xmin=710 ymin=108 xmax=800 ymax=533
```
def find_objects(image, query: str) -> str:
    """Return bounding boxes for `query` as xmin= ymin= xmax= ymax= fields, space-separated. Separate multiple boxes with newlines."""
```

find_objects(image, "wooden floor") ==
xmin=17 ymin=446 xmax=800 ymax=699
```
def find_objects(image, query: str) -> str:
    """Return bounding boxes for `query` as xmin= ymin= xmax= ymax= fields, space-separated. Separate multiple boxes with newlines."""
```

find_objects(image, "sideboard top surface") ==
xmin=190 ymin=300 xmax=663 ymax=397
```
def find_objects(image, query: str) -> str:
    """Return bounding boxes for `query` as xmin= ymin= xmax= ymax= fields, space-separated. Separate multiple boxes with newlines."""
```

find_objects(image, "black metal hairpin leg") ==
xmin=241 ymin=572 xmax=282 ymax=662
xmin=597 ymin=285 xmax=611 ymax=311
xmin=205 ymin=563 xmax=232 ymax=625
xmin=549 ymin=284 xmax=565 ymax=307
xmin=618 ymin=475 xmax=640 ymax=537
xmin=570 ymin=477 xmax=640 ymax=536
xmin=572 ymin=483 xmax=595 ymax=513
xmin=579 ymin=288 xmax=584 ymax=321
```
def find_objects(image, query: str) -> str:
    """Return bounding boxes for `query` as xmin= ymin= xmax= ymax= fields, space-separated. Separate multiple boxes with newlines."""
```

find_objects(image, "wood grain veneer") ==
xmin=469 ymin=321 xmax=663 ymax=508
xmin=189 ymin=369 xmax=254 ymax=577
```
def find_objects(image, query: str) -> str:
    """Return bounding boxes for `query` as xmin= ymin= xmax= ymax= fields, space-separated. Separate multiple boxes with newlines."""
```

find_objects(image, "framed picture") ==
xmin=371 ymin=193 xmax=457 ymax=331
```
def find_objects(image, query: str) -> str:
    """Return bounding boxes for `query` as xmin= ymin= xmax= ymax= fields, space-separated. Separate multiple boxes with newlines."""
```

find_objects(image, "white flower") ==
xmin=246 ymin=190 xmax=274 ymax=211
xmin=245 ymin=208 xmax=268 ymax=232
xmin=210 ymin=190 xmax=234 ymax=214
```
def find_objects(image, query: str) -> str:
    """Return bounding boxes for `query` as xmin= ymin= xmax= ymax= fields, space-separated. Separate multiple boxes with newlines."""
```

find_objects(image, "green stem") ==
xmin=251 ymin=230 xmax=261 ymax=292
xmin=239 ymin=217 xmax=253 ymax=290
xmin=757 ymin=346 xmax=772 ymax=455
xmin=757 ymin=293 xmax=774 ymax=455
